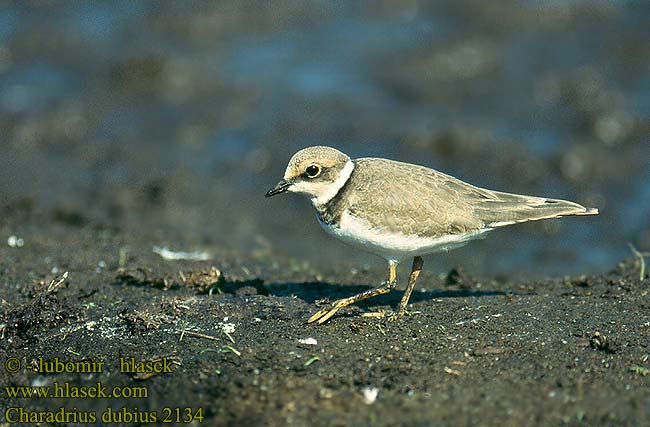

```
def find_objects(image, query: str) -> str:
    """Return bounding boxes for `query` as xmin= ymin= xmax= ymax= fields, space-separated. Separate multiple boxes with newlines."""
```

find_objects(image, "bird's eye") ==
xmin=305 ymin=165 xmax=321 ymax=178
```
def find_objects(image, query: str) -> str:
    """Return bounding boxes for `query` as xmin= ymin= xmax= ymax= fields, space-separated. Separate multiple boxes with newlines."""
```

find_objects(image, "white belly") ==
xmin=318 ymin=210 xmax=489 ymax=263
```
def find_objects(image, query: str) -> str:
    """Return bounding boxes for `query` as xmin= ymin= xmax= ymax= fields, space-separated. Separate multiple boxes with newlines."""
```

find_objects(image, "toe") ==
xmin=307 ymin=308 xmax=330 ymax=323
xmin=316 ymin=307 xmax=341 ymax=324
xmin=387 ymin=311 xmax=404 ymax=322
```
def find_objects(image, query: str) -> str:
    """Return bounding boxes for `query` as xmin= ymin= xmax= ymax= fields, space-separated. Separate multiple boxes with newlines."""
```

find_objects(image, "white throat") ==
xmin=312 ymin=160 xmax=354 ymax=208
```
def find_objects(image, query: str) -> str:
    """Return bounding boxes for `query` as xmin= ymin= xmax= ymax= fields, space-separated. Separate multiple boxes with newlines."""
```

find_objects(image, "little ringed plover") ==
xmin=266 ymin=146 xmax=598 ymax=324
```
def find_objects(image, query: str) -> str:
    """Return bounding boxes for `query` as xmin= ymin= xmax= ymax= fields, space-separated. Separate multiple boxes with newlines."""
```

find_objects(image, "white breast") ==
xmin=318 ymin=210 xmax=490 ymax=263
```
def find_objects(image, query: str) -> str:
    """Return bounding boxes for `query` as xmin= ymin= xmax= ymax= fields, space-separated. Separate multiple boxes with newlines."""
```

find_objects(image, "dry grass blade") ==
xmin=47 ymin=272 xmax=69 ymax=293
xmin=628 ymin=244 xmax=649 ymax=281
xmin=172 ymin=329 xmax=221 ymax=342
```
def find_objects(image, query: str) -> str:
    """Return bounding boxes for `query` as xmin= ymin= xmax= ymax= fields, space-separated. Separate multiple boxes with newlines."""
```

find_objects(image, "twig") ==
xmin=223 ymin=331 xmax=235 ymax=343
xmin=47 ymin=272 xmax=69 ymax=293
xmin=629 ymin=244 xmax=648 ymax=281
xmin=444 ymin=366 xmax=461 ymax=376
xmin=66 ymin=347 xmax=81 ymax=356
xmin=171 ymin=329 xmax=220 ymax=342
xmin=118 ymin=247 xmax=128 ymax=268
xmin=219 ymin=345 xmax=241 ymax=357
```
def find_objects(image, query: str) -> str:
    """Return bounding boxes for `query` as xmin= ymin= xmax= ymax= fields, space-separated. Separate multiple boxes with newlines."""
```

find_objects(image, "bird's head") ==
xmin=266 ymin=146 xmax=354 ymax=207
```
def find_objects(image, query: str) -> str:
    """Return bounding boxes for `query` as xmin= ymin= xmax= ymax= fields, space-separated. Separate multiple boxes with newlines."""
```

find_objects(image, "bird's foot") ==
xmin=361 ymin=310 xmax=387 ymax=319
xmin=308 ymin=280 xmax=395 ymax=324
xmin=308 ymin=298 xmax=351 ymax=324
xmin=386 ymin=311 xmax=403 ymax=322
xmin=386 ymin=308 xmax=420 ymax=322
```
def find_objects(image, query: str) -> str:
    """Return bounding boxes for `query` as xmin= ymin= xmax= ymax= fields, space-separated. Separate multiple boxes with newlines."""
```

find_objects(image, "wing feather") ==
xmin=345 ymin=158 xmax=597 ymax=238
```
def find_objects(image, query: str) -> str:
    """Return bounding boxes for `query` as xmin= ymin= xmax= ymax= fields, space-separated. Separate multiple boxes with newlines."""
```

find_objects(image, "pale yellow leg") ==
xmin=389 ymin=256 xmax=423 ymax=321
xmin=308 ymin=261 xmax=397 ymax=324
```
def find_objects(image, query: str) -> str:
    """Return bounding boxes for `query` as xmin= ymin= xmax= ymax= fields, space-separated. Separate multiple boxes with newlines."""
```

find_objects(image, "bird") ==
xmin=265 ymin=146 xmax=598 ymax=324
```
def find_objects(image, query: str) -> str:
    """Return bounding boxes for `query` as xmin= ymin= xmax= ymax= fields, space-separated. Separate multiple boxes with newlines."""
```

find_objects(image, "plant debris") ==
xmin=589 ymin=331 xmax=619 ymax=354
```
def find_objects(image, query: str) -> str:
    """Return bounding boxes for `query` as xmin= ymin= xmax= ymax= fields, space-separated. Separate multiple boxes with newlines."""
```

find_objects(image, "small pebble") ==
xmin=7 ymin=235 xmax=24 ymax=248
xmin=362 ymin=386 xmax=379 ymax=405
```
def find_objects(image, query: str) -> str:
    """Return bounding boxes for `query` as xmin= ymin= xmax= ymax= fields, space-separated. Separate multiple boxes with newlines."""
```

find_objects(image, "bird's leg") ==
xmin=308 ymin=261 xmax=397 ymax=324
xmin=389 ymin=256 xmax=423 ymax=321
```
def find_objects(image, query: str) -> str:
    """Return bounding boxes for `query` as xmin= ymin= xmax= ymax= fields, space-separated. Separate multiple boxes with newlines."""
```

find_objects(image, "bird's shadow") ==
xmin=111 ymin=270 xmax=507 ymax=309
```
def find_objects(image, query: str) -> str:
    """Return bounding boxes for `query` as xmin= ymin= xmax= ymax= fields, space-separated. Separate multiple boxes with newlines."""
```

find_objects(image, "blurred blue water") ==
xmin=1 ymin=1 xmax=648 ymax=276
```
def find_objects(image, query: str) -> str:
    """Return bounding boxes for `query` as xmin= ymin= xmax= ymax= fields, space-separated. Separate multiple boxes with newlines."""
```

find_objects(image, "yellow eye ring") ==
xmin=305 ymin=164 xmax=321 ymax=178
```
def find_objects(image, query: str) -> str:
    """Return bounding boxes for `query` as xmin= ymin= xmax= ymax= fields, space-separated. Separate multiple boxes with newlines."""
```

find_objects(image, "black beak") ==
xmin=265 ymin=179 xmax=291 ymax=197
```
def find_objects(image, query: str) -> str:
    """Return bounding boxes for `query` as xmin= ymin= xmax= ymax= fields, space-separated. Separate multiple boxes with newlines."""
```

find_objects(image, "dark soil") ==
xmin=1 ymin=209 xmax=649 ymax=426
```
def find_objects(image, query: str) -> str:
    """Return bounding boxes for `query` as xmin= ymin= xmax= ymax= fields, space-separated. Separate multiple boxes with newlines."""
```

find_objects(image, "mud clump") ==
xmin=3 ymin=273 xmax=78 ymax=345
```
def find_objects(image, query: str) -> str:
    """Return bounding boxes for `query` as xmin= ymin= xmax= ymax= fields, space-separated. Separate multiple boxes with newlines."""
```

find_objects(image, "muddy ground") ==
xmin=1 ymin=207 xmax=649 ymax=426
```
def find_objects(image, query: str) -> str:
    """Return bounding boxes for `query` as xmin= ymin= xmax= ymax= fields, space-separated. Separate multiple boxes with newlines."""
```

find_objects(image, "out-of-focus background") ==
xmin=1 ymin=1 xmax=648 ymax=277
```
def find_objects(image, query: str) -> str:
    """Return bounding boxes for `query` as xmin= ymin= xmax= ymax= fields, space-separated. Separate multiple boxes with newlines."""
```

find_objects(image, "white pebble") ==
xmin=7 ymin=235 xmax=24 ymax=248
xmin=220 ymin=323 xmax=235 ymax=334
xmin=297 ymin=337 xmax=318 ymax=346
xmin=362 ymin=386 xmax=379 ymax=405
